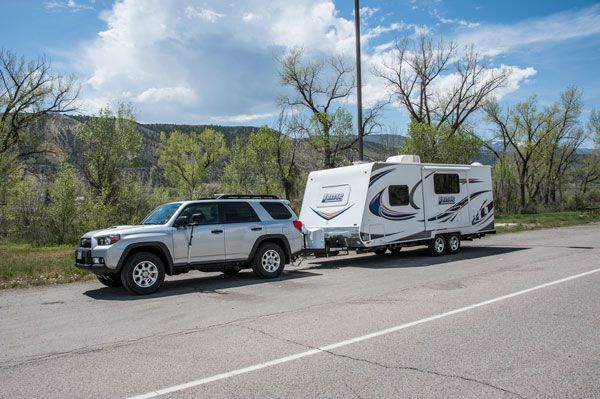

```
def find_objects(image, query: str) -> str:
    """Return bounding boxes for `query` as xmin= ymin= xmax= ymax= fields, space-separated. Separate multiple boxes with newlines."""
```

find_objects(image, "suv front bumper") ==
xmin=74 ymin=247 xmax=117 ymax=274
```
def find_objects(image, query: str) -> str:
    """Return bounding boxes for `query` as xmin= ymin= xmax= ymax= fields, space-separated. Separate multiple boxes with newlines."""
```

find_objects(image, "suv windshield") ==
xmin=141 ymin=203 xmax=182 ymax=225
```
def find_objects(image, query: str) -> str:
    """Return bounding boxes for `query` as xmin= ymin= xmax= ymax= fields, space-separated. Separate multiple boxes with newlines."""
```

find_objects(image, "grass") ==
xmin=496 ymin=210 xmax=600 ymax=233
xmin=0 ymin=243 xmax=93 ymax=289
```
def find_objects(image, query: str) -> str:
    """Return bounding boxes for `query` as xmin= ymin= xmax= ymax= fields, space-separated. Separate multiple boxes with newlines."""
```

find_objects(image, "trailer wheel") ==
xmin=390 ymin=248 xmax=402 ymax=255
xmin=374 ymin=248 xmax=387 ymax=255
xmin=428 ymin=235 xmax=446 ymax=256
xmin=446 ymin=233 xmax=461 ymax=254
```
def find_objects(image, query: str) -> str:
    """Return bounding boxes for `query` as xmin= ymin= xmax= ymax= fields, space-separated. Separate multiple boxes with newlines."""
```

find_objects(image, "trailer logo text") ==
xmin=322 ymin=193 xmax=345 ymax=203
xmin=438 ymin=195 xmax=456 ymax=205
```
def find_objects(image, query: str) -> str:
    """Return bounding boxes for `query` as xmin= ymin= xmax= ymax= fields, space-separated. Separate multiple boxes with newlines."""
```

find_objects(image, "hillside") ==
xmin=22 ymin=114 xmax=407 ymax=182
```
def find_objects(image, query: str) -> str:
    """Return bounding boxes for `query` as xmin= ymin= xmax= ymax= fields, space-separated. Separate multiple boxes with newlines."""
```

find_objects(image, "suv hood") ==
xmin=82 ymin=225 xmax=167 ymax=238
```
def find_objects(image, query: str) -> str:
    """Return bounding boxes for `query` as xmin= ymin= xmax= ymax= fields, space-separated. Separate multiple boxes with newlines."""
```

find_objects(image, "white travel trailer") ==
xmin=299 ymin=155 xmax=495 ymax=256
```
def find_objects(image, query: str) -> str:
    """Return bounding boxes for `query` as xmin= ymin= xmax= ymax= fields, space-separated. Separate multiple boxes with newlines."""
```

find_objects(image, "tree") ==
xmin=279 ymin=48 xmax=366 ymax=168
xmin=484 ymin=88 xmax=587 ymax=211
xmin=158 ymin=128 xmax=227 ymax=198
xmin=223 ymin=126 xmax=302 ymax=199
xmin=373 ymin=34 xmax=509 ymax=133
xmin=1 ymin=49 xmax=78 ymax=158
xmin=47 ymin=165 xmax=79 ymax=244
xmin=76 ymin=103 xmax=141 ymax=204
xmin=399 ymin=119 xmax=481 ymax=164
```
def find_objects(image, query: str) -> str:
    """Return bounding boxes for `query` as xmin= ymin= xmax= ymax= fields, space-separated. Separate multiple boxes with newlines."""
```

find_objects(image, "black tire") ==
xmin=251 ymin=243 xmax=285 ymax=279
xmin=96 ymin=273 xmax=122 ymax=287
xmin=428 ymin=235 xmax=446 ymax=256
xmin=374 ymin=248 xmax=387 ymax=255
xmin=445 ymin=233 xmax=461 ymax=254
xmin=222 ymin=268 xmax=240 ymax=276
xmin=120 ymin=252 xmax=165 ymax=295
xmin=390 ymin=247 xmax=402 ymax=255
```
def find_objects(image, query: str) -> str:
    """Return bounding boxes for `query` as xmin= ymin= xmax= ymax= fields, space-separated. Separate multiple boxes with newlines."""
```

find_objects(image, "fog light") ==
xmin=93 ymin=257 xmax=105 ymax=264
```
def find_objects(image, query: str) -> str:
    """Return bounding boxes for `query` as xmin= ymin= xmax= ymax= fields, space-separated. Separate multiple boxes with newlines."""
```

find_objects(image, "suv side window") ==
xmin=221 ymin=202 xmax=260 ymax=223
xmin=260 ymin=201 xmax=292 ymax=219
xmin=179 ymin=203 xmax=219 ymax=225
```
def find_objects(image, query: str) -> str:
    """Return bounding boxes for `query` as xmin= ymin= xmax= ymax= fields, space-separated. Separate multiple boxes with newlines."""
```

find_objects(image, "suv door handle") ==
xmin=251 ymin=227 xmax=262 ymax=231
xmin=211 ymin=229 xmax=223 ymax=234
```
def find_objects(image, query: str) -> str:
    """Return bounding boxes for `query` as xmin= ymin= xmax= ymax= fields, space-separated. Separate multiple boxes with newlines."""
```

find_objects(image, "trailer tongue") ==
xmin=299 ymin=155 xmax=495 ymax=257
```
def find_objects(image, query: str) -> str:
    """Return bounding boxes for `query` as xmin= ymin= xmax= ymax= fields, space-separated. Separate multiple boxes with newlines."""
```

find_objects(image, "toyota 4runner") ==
xmin=75 ymin=195 xmax=304 ymax=295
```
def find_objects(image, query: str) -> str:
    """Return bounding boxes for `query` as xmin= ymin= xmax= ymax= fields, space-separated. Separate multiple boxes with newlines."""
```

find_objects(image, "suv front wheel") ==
xmin=252 ymin=243 xmax=285 ymax=279
xmin=121 ymin=252 xmax=165 ymax=295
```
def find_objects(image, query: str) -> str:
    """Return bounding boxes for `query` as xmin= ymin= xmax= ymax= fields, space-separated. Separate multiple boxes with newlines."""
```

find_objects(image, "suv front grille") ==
xmin=80 ymin=238 xmax=92 ymax=248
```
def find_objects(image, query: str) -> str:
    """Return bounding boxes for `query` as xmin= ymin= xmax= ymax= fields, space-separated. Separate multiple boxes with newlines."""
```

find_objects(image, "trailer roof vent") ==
xmin=386 ymin=154 xmax=421 ymax=164
xmin=471 ymin=162 xmax=483 ymax=166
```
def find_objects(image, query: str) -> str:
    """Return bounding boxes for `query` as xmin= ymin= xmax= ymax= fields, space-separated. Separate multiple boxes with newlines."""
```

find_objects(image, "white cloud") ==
xmin=45 ymin=0 xmax=94 ymax=11
xmin=185 ymin=6 xmax=224 ymax=22
xmin=210 ymin=112 xmax=277 ymax=123
xmin=74 ymin=0 xmax=539 ymax=124
xmin=431 ymin=8 xmax=480 ymax=28
xmin=135 ymin=86 xmax=195 ymax=103
xmin=456 ymin=4 xmax=600 ymax=56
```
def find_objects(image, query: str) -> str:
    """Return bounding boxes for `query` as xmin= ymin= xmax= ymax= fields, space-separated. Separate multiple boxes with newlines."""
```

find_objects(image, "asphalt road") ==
xmin=1 ymin=224 xmax=599 ymax=399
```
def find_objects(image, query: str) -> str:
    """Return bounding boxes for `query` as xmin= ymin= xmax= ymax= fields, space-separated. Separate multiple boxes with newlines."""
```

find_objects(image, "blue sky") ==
xmin=2 ymin=0 xmax=600 ymax=140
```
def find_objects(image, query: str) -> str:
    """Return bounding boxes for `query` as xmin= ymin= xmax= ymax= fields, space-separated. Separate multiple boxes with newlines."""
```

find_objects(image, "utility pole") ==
xmin=354 ymin=0 xmax=364 ymax=161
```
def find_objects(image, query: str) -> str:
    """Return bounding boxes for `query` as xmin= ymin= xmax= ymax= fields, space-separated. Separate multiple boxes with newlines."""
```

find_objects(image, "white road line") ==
xmin=127 ymin=267 xmax=600 ymax=399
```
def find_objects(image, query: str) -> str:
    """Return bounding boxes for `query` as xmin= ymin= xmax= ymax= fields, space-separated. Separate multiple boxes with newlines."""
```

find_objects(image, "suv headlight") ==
xmin=96 ymin=234 xmax=121 ymax=246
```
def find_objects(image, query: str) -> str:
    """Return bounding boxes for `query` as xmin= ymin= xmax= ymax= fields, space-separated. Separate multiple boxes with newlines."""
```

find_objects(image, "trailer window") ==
xmin=434 ymin=174 xmax=460 ymax=194
xmin=388 ymin=185 xmax=409 ymax=206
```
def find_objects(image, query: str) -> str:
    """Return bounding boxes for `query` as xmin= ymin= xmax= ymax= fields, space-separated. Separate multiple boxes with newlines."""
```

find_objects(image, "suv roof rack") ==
xmin=216 ymin=194 xmax=279 ymax=199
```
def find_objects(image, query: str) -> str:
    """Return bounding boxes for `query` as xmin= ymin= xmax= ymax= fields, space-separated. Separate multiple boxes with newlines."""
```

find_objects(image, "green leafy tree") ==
xmin=5 ymin=177 xmax=44 ymax=242
xmin=47 ymin=166 xmax=80 ymax=244
xmin=400 ymin=119 xmax=481 ymax=164
xmin=76 ymin=103 xmax=141 ymax=204
xmin=223 ymin=126 xmax=301 ymax=198
xmin=158 ymin=128 xmax=227 ymax=198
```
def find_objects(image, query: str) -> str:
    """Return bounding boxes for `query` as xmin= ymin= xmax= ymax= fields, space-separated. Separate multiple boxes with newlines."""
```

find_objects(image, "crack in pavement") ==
xmin=237 ymin=324 xmax=526 ymax=399
xmin=0 ymin=303 xmax=328 ymax=370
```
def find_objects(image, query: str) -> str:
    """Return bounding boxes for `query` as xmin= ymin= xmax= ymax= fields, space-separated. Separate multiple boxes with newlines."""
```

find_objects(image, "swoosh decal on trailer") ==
xmin=310 ymin=204 xmax=354 ymax=220
xmin=409 ymin=171 xmax=435 ymax=210
xmin=368 ymin=169 xmax=394 ymax=187
xmin=369 ymin=189 xmax=417 ymax=221
xmin=427 ymin=190 xmax=490 ymax=222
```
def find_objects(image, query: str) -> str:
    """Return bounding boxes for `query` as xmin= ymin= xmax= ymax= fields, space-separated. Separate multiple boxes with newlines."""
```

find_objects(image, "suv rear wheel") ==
xmin=96 ymin=273 xmax=122 ymax=287
xmin=120 ymin=252 xmax=165 ymax=295
xmin=252 ymin=243 xmax=285 ymax=279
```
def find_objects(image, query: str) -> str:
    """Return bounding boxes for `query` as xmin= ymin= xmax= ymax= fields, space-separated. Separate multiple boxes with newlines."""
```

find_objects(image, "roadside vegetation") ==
xmin=0 ymin=33 xmax=598 ymax=288
xmin=0 ymin=244 xmax=91 ymax=289
xmin=496 ymin=211 xmax=600 ymax=233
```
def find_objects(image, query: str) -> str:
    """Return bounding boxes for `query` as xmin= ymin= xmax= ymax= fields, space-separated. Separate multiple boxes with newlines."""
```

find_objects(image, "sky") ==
xmin=2 ymin=0 xmax=600 ymax=139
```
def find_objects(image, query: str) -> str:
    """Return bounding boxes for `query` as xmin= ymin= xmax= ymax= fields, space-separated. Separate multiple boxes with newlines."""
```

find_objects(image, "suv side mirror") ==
xmin=191 ymin=213 xmax=205 ymax=225
xmin=174 ymin=215 xmax=189 ymax=227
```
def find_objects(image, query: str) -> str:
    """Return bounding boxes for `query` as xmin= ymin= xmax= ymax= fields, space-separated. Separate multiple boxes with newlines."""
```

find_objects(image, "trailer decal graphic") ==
xmin=427 ymin=190 xmax=490 ymax=222
xmin=368 ymin=169 xmax=394 ymax=187
xmin=310 ymin=204 xmax=354 ymax=220
xmin=409 ymin=172 xmax=435 ymax=209
xmin=369 ymin=189 xmax=417 ymax=221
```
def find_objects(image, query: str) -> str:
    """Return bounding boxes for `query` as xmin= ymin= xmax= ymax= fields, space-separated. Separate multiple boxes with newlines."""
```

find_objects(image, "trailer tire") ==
xmin=445 ymin=233 xmax=461 ymax=254
xmin=390 ymin=248 xmax=402 ymax=255
xmin=374 ymin=248 xmax=387 ymax=255
xmin=428 ymin=235 xmax=446 ymax=256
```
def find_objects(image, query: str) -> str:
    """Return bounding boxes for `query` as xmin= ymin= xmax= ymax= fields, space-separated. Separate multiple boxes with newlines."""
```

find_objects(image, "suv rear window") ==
xmin=260 ymin=202 xmax=292 ymax=219
xmin=221 ymin=202 xmax=260 ymax=223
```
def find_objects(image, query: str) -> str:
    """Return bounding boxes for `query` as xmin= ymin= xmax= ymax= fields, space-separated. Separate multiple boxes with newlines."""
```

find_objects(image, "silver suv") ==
xmin=75 ymin=195 xmax=304 ymax=295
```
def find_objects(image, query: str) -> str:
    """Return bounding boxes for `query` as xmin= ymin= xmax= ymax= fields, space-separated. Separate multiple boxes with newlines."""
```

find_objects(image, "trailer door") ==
xmin=423 ymin=168 xmax=470 ymax=233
